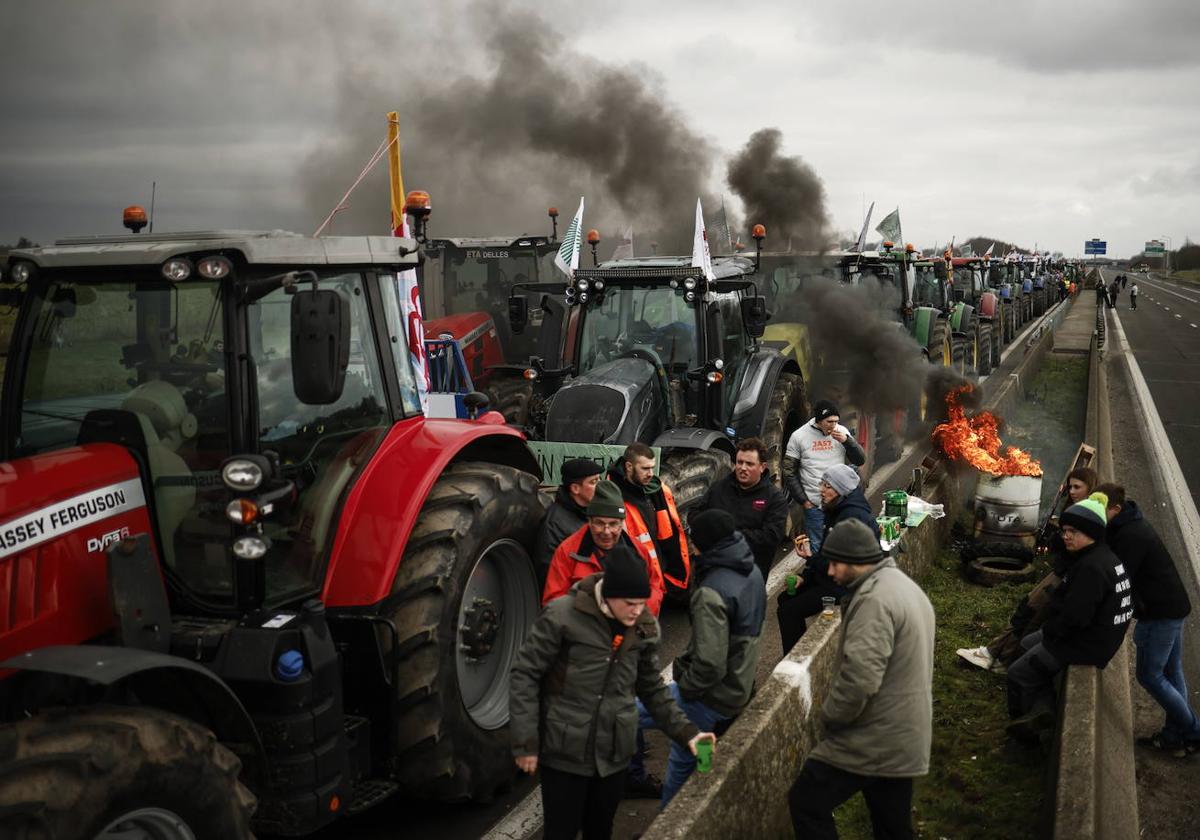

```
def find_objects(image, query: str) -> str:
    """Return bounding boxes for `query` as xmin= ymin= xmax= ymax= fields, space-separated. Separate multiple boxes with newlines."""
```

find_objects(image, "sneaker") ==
xmin=957 ymin=646 xmax=997 ymax=672
xmin=624 ymin=772 xmax=663 ymax=799
xmin=1136 ymin=732 xmax=1188 ymax=759
xmin=1007 ymin=707 xmax=1055 ymax=744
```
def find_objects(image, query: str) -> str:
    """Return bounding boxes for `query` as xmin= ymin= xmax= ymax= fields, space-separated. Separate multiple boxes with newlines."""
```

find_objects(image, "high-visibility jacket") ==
xmin=541 ymin=526 xmax=665 ymax=616
xmin=622 ymin=482 xmax=690 ymax=592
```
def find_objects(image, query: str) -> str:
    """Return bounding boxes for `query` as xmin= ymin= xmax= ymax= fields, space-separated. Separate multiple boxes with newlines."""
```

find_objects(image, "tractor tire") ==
xmin=976 ymin=324 xmax=994 ymax=376
xmin=989 ymin=320 xmax=1003 ymax=367
xmin=927 ymin=320 xmax=952 ymax=368
xmin=660 ymin=448 xmax=732 ymax=511
xmin=0 ymin=705 xmax=256 ymax=840
xmin=951 ymin=336 xmax=969 ymax=378
xmin=965 ymin=554 xmax=1037 ymax=587
xmin=481 ymin=374 xmax=532 ymax=426
xmin=389 ymin=461 xmax=546 ymax=802
xmin=760 ymin=371 xmax=806 ymax=482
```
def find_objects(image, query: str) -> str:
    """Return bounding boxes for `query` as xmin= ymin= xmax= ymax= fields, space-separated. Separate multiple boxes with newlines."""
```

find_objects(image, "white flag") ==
xmin=554 ymin=197 xmax=585 ymax=280
xmin=692 ymin=198 xmax=715 ymax=282
xmin=854 ymin=201 xmax=875 ymax=252
xmin=984 ymin=242 xmax=995 ymax=257
xmin=611 ymin=225 xmax=634 ymax=261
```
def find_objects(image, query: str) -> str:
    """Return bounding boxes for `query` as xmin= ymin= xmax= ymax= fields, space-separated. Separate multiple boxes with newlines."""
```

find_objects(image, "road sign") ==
xmin=1084 ymin=239 xmax=1107 ymax=255
xmin=1145 ymin=240 xmax=1165 ymax=254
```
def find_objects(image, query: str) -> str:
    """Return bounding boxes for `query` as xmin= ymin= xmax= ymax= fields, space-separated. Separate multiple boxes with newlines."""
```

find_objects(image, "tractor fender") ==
xmin=321 ymin=416 xmax=538 ymax=607
xmin=978 ymin=291 xmax=998 ymax=320
xmin=909 ymin=307 xmax=939 ymax=348
xmin=1 ymin=644 xmax=264 ymax=768
xmin=728 ymin=349 xmax=800 ymax=441
xmin=651 ymin=427 xmax=736 ymax=456
xmin=950 ymin=302 xmax=975 ymax=333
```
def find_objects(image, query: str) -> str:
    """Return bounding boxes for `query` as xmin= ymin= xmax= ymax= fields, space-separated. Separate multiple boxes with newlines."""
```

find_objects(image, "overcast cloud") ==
xmin=1 ymin=0 xmax=1196 ymax=257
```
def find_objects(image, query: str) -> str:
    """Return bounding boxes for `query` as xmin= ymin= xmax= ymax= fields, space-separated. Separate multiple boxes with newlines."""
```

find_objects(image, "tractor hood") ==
xmin=544 ymin=357 xmax=664 ymax=445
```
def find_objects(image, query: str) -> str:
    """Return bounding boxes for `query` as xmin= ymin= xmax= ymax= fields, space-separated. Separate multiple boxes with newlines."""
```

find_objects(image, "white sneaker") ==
xmin=956 ymin=646 xmax=996 ymax=671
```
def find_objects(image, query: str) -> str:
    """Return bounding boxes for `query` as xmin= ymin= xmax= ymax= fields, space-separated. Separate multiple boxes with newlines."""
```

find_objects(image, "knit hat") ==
xmin=813 ymin=400 xmax=840 ymax=422
xmin=1060 ymin=491 xmax=1109 ymax=542
xmin=587 ymin=480 xmax=626 ymax=519
xmin=561 ymin=458 xmax=602 ymax=486
xmin=601 ymin=544 xmax=651 ymax=599
xmin=821 ymin=519 xmax=883 ymax=565
xmin=822 ymin=464 xmax=860 ymax=497
xmin=689 ymin=509 xmax=736 ymax=552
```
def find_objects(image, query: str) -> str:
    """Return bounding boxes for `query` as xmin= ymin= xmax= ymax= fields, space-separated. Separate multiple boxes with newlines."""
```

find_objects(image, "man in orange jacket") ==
xmin=608 ymin=443 xmax=690 ymax=597
xmin=542 ymin=480 xmax=666 ymax=616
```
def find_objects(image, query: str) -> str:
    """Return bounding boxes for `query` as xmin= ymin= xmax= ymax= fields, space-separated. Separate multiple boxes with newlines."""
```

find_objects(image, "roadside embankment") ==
xmin=1050 ymin=306 xmax=1138 ymax=840
xmin=648 ymin=297 xmax=1071 ymax=838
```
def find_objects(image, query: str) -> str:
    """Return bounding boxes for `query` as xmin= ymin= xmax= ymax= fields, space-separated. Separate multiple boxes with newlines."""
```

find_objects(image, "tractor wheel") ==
xmin=928 ymin=320 xmax=952 ymax=367
xmin=989 ymin=320 xmax=1003 ymax=368
xmin=975 ymin=325 xmax=994 ymax=376
xmin=389 ymin=461 xmax=546 ymax=801
xmin=660 ymin=448 xmax=732 ymax=511
xmin=760 ymin=371 xmax=806 ymax=482
xmin=951 ymin=336 xmax=969 ymax=378
xmin=481 ymin=374 xmax=532 ymax=426
xmin=0 ymin=705 xmax=255 ymax=839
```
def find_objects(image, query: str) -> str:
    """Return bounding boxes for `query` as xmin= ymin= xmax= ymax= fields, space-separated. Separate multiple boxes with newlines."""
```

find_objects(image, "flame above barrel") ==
xmin=932 ymin=385 xmax=1042 ymax=477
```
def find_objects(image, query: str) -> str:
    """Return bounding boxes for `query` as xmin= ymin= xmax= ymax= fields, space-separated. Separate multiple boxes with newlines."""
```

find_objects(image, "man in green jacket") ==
xmin=510 ymin=546 xmax=715 ymax=840
xmin=788 ymin=519 xmax=935 ymax=840
xmin=637 ymin=509 xmax=766 ymax=807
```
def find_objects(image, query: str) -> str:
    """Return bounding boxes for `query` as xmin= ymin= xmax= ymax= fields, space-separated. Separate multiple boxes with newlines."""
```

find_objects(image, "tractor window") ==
xmin=445 ymin=251 xmax=536 ymax=316
xmin=913 ymin=266 xmax=942 ymax=308
xmin=714 ymin=292 xmax=749 ymax=420
xmin=247 ymin=272 xmax=390 ymax=603
xmin=577 ymin=285 xmax=698 ymax=374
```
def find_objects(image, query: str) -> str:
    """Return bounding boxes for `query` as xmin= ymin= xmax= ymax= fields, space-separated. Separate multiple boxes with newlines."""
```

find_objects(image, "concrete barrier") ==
xmin=1050 ymin=313 xmax=1138 ymax=840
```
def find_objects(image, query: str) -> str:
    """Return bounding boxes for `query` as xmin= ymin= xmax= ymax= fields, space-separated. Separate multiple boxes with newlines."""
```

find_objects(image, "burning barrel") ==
xmin=973 ymin=474 xmax=1042 ymax=547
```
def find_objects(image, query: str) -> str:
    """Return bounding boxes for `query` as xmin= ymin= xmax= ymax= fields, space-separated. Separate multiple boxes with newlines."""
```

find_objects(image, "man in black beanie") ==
xmin=636 ymin=509 xmax=765 ymax=806
xmin=789 ymin=519 xmax=935 ymax=840
xmin=782 ymin=399 xmax=866 ymax=554
xmin=1005 ymin=492 xmax=1132 ymax=742
xmin=511 ymin=547 xmax=716 ymax=840
xmin=536 ymin=458 xmax=603 ymax=574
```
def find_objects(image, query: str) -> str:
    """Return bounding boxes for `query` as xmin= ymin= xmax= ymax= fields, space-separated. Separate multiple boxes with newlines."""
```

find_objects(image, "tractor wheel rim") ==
xmin=98 ymin=808 xmax=197 ymax=840
xmin=456 ymin=538 xmax=538 ymax=730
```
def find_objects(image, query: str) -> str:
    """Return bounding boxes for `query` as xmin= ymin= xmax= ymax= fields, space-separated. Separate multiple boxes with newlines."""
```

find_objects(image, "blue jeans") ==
xmin=1133 ymin=618 xmax=1200 ymax=741
xmin=804 ymin=505 xmax=826 ymax=554
xmin=637 ymin=682 xmax=729 ymax=807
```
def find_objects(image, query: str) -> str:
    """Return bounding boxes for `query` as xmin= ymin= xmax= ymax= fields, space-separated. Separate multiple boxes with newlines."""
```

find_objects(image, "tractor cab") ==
xmin=1 ymin=231 xmax=426 ymax=615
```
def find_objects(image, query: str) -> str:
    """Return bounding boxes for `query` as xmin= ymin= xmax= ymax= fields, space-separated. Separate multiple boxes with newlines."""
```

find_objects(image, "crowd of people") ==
xmin=508 ymin=396 xmax=1196 ymax=839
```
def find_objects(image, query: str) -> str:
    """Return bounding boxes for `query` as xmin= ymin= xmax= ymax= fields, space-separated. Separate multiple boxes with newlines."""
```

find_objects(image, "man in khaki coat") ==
xmin=788 ymin=519 xmax=935 ymax=839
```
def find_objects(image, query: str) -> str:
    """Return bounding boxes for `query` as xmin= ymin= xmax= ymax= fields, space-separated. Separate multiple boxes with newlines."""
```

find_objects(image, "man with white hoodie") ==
xmin=783 ymin=400 xmax=866 ymax=553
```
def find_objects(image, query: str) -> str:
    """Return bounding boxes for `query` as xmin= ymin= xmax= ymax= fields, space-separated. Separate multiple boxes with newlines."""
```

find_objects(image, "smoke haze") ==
xmin=727 ymin=129 xmax=831 ymax=251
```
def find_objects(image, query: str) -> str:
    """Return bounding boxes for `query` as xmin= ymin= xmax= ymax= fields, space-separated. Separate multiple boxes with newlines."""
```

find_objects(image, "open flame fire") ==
xmin=932 ymin=385 xmax=1043 ymax=477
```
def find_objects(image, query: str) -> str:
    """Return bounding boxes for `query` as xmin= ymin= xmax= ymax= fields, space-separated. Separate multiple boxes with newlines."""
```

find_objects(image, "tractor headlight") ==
xmin=232 ymin=535 xmax=270 ymax=560
xmin=9 ymin=261 xmax=32 ymax=284
xmin=197 ymin=255 xmax=232 ymax=280
xmin=593 ymin=280 xmax=605 ymax=292
xmin=222 ymin=458 xmax=265 ymax=491
xmin=684 ymin=291 xmax=697 ymax=303
xmin=684 ymin=277 xmax=697 ymax=291
xmin=162 ymin=258 xmax=192 ymax=281
xmin=576 ymin=279 xmax=590 ymax=292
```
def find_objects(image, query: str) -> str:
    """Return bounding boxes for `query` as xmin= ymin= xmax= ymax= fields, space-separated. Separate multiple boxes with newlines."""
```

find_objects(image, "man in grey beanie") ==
xmin=788 ymin=519 xmax=935 ymax=839
xmin=777 ymin=464 xmax=879 ymax=652
xmin=783 ymin=399 xmax=867 ymax=554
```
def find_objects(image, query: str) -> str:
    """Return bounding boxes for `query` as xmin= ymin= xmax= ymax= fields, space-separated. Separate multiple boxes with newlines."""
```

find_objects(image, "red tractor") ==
xmin=0 ymin=224 xmax=546 ymax=837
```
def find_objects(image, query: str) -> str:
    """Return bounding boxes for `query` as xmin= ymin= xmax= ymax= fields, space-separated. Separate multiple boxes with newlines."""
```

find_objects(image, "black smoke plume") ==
xmin=727 ymin=128 xmax=831 ymax=251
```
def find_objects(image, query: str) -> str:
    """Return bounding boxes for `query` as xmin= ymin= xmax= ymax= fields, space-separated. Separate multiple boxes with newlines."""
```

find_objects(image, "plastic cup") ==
xmin=695 ymin=739 xmax=713 ymax=773
xmin=786 ymin=574 xmax=798 ymax=595
xmin=821 ymin=596 xmax=837 ymax=619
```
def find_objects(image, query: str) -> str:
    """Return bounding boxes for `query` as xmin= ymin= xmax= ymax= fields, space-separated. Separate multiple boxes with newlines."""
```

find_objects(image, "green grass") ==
xmin=833 ymin=543 xmax=1049 ymax=839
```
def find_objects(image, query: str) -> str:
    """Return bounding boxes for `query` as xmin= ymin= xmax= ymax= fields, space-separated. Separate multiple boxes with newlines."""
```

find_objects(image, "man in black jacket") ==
xmin=691 ymin=437 xmax=789 ymax=578
xmin=1006 ymin=492 xmax=1133 ymax=742
xmin=1099 ymin=482 xmax=1200 ymax=755
xmin=535 ymin=459 xmax=602 ymax=575
xmin=777 ymin=464 xmax=879 ymax=652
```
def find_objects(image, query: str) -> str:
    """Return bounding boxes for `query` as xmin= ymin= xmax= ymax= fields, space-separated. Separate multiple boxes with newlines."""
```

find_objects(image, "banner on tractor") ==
xmin=691 ymin=198 xmax=715 ymax=282
xmin=387 ymin=110 xmax=430 ymax=411
xmin=527 ymin=442 xmax=661 ymax=486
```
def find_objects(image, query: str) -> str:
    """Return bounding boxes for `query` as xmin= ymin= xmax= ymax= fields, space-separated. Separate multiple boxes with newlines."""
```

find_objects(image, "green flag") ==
xmin=874 ymin=207 xmax=902 ymax=245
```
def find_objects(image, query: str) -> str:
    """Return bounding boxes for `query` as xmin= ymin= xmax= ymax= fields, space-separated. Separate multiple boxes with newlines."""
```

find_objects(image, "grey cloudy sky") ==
xmin=2 ymin=0 xmax=1197 ymax=258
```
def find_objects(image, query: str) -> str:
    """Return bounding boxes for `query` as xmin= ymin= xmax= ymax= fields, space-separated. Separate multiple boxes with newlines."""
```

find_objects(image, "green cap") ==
xmin=587 ymin=480 xmax=626 ymax=519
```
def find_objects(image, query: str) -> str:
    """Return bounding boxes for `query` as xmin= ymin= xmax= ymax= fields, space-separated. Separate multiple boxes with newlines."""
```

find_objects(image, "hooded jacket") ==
xmin=535 ymin=485 xmax=589 ymax=571
xmin=803 ymin=485 xmax=880 ymax=587
xmin=509 ymin=574 xmax=699 ymax=777
xmin=693 ymin=471 xmax=789 ymax=574
xmin=672 ymin=532 xmax=766 ymax=717
xmin=783 ymin=420 xmax=867 ymax=506
xmin=809 ymin=556 xmax=935 ymax=778
xmin=1106 ymin=501 xmax=1191 ymax=621
xmin=1041 ymin=540 xmax=1132 ymax=667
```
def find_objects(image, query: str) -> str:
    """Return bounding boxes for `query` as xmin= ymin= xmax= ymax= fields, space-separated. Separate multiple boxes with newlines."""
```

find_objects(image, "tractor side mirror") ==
xmin=741 ymin=295 xmax=769 ymax=339
xmin=290 ymin=288 xmax=350 ymax=404
xmin=508 ymin=294 xmax=529 ymax=335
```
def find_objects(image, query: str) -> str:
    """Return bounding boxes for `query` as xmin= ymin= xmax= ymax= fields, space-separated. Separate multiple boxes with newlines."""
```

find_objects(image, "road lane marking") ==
xmin=1176 ymin=314 xmax=1182 ymax=319
xmin=1108 ymin=308 xmax=1200 ymax=590
xmin=1139 ymin=277 xmax=1200 ymax=305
